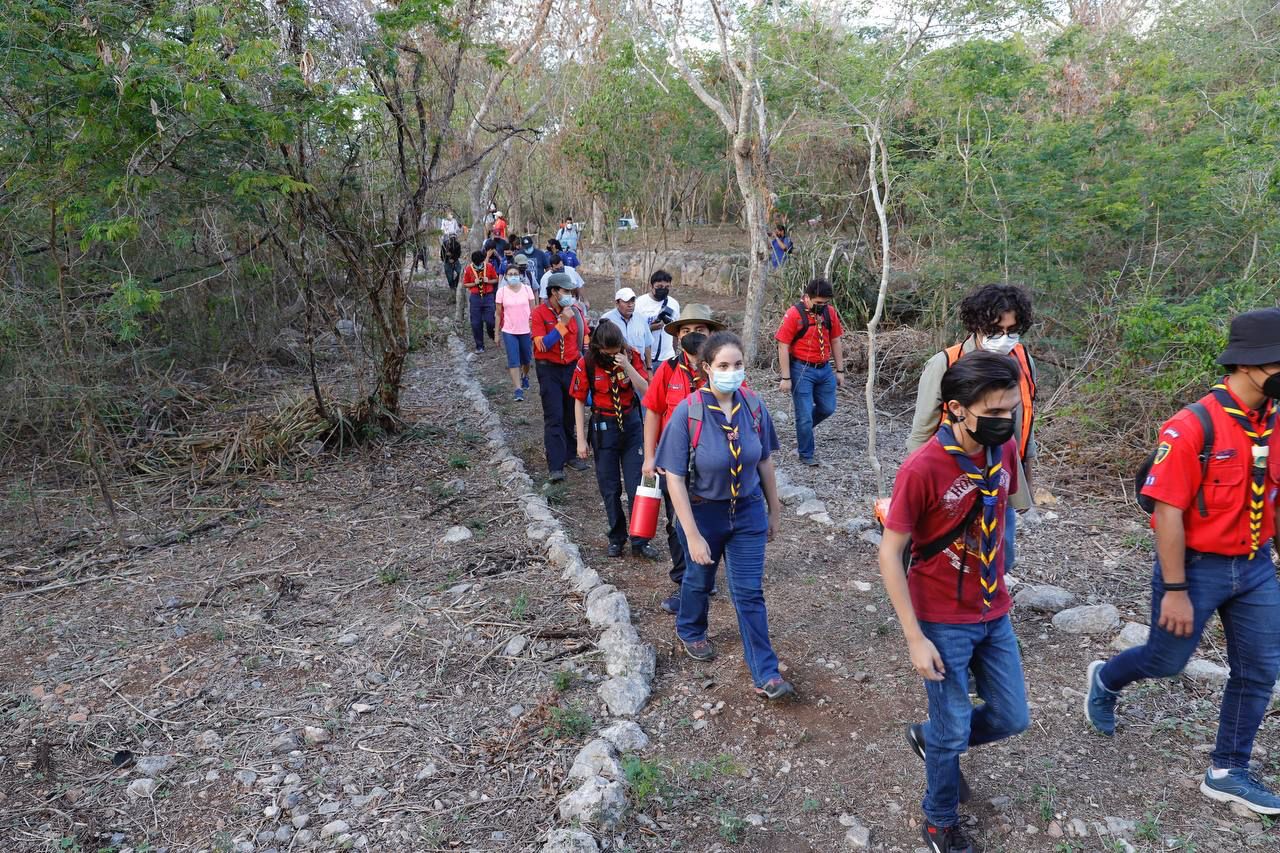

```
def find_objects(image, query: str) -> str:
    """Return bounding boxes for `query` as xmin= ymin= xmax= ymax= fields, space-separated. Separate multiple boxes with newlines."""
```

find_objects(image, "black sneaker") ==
xmin=633 ymin=542 xmax=662 ymax=561
xmin=567 ymin=458 xmax=591 ymax=471
xmin=907 ymin=723 xmax=971 ymax=804
xmin=681 ymin=638 xmax=716 ymax=661
xmin=607 ymin=543 xmax=625 ymax=558
xmin=921 ymin=820 xmax=976 ymax=853
xmin=754 ymin=678 xmax=796 ymax=700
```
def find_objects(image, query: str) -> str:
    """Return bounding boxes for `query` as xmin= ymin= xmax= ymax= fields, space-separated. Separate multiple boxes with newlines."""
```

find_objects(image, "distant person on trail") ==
xmin=513 ymin=254 xmax=538 ymax=293
xmin=495 ymin=265 xmax=536 ymax=402
xmin=547 ymin=237 xmax=580 ymax=269
xmin=461 ymin=249 xmax=498 ymax=354
xmin=538 ymin=253 xmax=585 ymax=299
xmin=1085 ymin=307 xmax=1280 ymax=817
xmin=496 ymin=243 xmax=516 ymax=276
xmin=634 ymin=270 xmax=680 ymax=370
xmin=532 ymin=273 xmax=590 ymax=483
xmin=655 ymin=331 xmax=791 ymax=700
xmin=775 ymin=278 xmax=845 ymax=467
xmin=908 ymin=284 xmax=1037 ymax=572
xmin=439 ymin=234 xmax=462 ymax=290
xmin=571 ymin=321 xmax=660 ymax=560
xmin=769 ymin=224 xmax=794 ymax=268
xmin=440 ymin=210 xmax=465 ymax=243
xmin=600 ymin=287 xmax=655 ymax=368
xmin=521 ymin=236 xmax=549 ymax=282
xmin=879 ymin=352 xmax=1030 ymax=853
xmin=642 ymin=304 xmax=723 ymax=613
xmin=556 ymin=217 xmax=581 ymax=254
xmin=491 ymin=210 xmax=509 ymax=241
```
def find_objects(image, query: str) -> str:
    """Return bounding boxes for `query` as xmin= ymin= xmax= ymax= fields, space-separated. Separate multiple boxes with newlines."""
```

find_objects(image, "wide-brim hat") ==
xmin=1217 ymin=307 xmax=1280 ymax=366
xmin=665 ymin=303 xmax=725 ymax=337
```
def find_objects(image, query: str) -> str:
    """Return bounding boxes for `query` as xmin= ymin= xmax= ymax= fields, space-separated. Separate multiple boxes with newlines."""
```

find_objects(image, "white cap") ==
xmin=614 ymin=287 xmax=637 ymax=302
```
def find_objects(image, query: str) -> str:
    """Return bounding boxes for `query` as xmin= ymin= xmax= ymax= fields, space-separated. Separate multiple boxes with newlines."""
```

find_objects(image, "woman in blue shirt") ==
xmin=655 ymin=331 xmax=793 ymax=700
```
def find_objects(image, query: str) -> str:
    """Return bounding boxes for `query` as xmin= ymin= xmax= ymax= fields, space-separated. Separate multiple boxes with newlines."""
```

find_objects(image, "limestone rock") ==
xmin=541 ymin=829 xmax=600 ymax=853
xmin=320 ymin=820 xmax=350 ymax=839
xmin=568 ymin=739 xmax=622 ymax=780
xmin=126 ymin=778 xmax=158 ymax=800
xmin=795 ymin=498 xmax=828 ymax=517
xmin=1052 ymin=604 xmax=1120 ymax=634
xmin=441 ymin=526 xmax=472 ymax=544
xmin=1111 ymin=622 xmax=1150 ymax=651
xmin=841 ymin=517 xmax=874 ymax=535
xmin=1184 ymin=658 xmax=1230 ymax=686
xmin=557 ymin=776 xmax=627 ymax=830
xmin=135 ymin=755 xmax=176 ymax=777
xmin=598 ymin=720 xmax=649 ymax=752
xmin=778 ymin=484 xmax=816 ymax=506
xmin=504 ymin=635 xmax=530 ymax=657
xmin=586 ymin=592 xmax=631 ymax=628
xmin=1014 ymin=584 xmax=1076 ymax=613
xmin=598 ymin=674 xmax=650 ymax=716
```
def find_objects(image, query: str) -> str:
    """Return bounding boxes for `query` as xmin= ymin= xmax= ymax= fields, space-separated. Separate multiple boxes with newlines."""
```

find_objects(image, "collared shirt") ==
xmin=531 ymin=303 xmax=582 ymax=365
xmin=569 ymin=350 xmax=648 ymax=416
xmin=461 ymin=262 xmax=498 ymax=294
xmin=642 ymin=354 xmax=705 ymax=432
xmin=600 ymin=308 xmax=655 ymax=359
xmin=538 ymin=267 xmax=585 ymax=299
xmin=655 ymin=389 xmax=780 ymax=501
xmin=775 ymin=304 xmax=844 ymax=364
xmin=1142 ymin=382 xmax=1280 ymax=556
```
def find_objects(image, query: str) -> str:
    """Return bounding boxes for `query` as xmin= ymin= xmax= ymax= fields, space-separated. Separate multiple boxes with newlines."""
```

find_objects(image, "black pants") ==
xmin=591 ymin=409 xmax=646 ymax=548
xmin=535 ymin=361 xmax=575 ymax=474
xmin=443 ymin=259 xmax=461 ymax=289
xmin=663 ymin=485 xmax=686 ymax=586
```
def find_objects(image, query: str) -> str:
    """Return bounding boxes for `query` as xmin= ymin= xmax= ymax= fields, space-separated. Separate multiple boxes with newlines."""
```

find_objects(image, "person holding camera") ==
xmin=635 ymin=270 xmax=680 ymax=371
xmin=775 ymin=278 xmax=845 ymax=466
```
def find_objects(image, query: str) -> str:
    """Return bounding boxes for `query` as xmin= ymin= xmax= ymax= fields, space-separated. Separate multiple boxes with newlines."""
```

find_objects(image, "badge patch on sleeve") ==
xmin=1153 ymin=442 xmax=1172 ymax=465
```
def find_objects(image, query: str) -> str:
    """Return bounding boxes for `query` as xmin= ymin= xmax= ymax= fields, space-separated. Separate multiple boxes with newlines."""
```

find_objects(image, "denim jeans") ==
xmin=663 ymin=486 xmax=686 ymax=586
xmin=591 ymin=408 xmax=646 ymax=548
xmin=919 ymin=615 xmax=1029 ymax=827
xmin=501 ymin=332 xmax=532 ymax=369
xmin=443 ymin=259 xmax=461 ymax=290
xmin=535 ymin=361 xmax=575 ymax=474
xmin=676 ymin=491 xmax=781 ymax=686
xmin=469 ymin=292 xmax=495 ymax=349
xmin=1004 ymin=504 xmax=1017 ymax=572
xmin=1099 ymin=546 xmax=1280 ymax=771
xmin=790 ymin=359 xmax=837 ymax=460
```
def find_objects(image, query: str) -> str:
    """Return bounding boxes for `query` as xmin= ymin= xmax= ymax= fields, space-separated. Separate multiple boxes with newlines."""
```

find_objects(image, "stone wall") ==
xmin=577 ymin=249 xmax=747 ymax=296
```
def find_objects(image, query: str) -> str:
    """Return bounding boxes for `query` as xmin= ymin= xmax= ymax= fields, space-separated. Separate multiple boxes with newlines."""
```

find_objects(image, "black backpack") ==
xmin=1134 ymin=402 xmax=1213 ymax=517
xmin=789 ymin=302 xmax=832 ymax=346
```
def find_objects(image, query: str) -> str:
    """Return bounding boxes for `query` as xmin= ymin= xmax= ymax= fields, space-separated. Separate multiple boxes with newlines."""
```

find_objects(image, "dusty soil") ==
xmin=468 ymin=270 xmax=1280 ymax=853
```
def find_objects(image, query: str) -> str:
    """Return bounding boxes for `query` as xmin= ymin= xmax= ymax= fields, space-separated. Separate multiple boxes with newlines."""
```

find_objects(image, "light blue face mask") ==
xmin=558 ymin=294 xmax=576 ymax=308
xmin=710 ymin=368 xmax=745 ymax=394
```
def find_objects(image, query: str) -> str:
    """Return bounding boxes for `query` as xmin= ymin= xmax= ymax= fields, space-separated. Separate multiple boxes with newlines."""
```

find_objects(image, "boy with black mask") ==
xmin=634 ymin=270 xmax=680 ymax=371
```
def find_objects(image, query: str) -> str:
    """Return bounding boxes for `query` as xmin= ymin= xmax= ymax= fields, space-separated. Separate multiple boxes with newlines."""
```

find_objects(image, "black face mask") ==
xmin=1262 ymin=371 xmax=1280 ymax=400
xmin=653 ymin=287 xmax=670 ymax=301
xmin=969 ymin=415 xmax=1015 ymax=447
xmin=680 ymin=332 xmax=707 ymax=357
xmin=810 ymin=303 xmax=827 ymax=315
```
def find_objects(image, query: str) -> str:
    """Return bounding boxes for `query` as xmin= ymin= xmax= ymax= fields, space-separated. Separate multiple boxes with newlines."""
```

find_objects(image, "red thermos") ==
xmin=629 ymin=476 xmax=662 ymax=540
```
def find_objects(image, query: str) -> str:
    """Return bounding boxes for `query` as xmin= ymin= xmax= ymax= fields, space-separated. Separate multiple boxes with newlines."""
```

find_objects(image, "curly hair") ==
xmin=958 ymin=284 xmax=1033 ymax=336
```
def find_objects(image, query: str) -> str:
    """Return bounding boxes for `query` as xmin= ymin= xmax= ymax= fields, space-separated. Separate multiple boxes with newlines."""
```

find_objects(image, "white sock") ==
xmin=1210 ymin=768 xmax=1231 ymax=779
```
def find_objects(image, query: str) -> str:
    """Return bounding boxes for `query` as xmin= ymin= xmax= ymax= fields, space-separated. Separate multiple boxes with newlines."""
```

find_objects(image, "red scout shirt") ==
xmin=570 ymin=350 xmax=648 ymax=417
xmin=531 ymin=303 xmax=581 ymax=365
xmin=775 ymin=304 xmax=844 ymax=364
xmin=884 ymin=437 xmax=1018 ymax=624
xmin=1141 ymin=383 xmax=1280 ymax=556
xmin=642 ymin=353 xmax=705 ymax=431
xmin=461 ymin=262 xmax=498 ymax=294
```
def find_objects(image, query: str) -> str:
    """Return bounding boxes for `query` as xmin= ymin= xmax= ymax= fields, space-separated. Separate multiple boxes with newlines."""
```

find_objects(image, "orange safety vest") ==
xmin=941 ymin=341 xmax=1036 ymax=459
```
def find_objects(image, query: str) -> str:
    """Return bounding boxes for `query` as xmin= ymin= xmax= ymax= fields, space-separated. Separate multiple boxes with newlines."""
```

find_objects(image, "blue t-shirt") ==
xmin=656 ymin=390 xmax=780 ymax=501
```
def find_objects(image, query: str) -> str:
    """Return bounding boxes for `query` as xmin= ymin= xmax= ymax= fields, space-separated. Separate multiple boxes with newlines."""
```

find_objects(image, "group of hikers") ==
xmin=441 ymin=222 xmax=1280 ymax=851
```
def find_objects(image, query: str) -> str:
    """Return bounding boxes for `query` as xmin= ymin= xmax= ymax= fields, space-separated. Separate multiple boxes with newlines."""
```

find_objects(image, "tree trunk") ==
xmin=591 ymin=195 xmax=605 ymax=246
xmin=733 ymin=143 xmax=770 ymax=365
xmin=863 ymin=125 xmax=892 ymax=498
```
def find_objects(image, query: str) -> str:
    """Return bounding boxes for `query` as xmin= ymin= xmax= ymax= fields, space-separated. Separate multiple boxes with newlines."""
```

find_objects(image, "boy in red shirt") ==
xmin=532 ymin=273 xmax=587 ymax=483
xmin=460 ymin=250 xmax=498 ymax=354
xmin=879 ymin=351 xmax=1029 ymax=853
xmin=775 ymin=278 xmax=845 ymax=466
xmin=1086 ymin=308 xmax=1280 ymax=815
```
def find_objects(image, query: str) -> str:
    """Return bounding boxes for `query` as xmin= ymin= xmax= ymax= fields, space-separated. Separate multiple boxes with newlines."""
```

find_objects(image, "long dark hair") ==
xmin=585 ymin=318 xmax=625 ymax=379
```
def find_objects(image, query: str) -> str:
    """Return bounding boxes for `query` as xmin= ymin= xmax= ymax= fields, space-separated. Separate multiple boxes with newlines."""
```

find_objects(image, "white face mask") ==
xmin=979 ymin=332 xmax=1020 ymax=356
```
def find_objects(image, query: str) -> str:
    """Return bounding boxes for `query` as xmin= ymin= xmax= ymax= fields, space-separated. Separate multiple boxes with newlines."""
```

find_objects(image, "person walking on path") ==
xmin=532 ymin=274 xmax=590 ymax=482
xmin=879 ymin=351 xmax=1031 ymax=853
xmin=634 ymin=270 xmax=680 ymax=370
xmin=556 ymin=217 xmax=581 ymax=254
xmin=538 ymin=252 xmax=585 ymax=299
xmin=1085 ymin=307 xmax=1280 ymax=816
xmin=600 ymin=287 xmax=655 ymax=368
xmin=655 ymin=331 xmax=792 ymax=701
xmin=642 ymin=304 xmax=723 ymax=613
xmin=439 ymin=234 xmax=462 ymax=290
xmin=775 ymin=278 xmax=845 ymax=466
xmin=907 ymin=284 xmax=1038 ymax=572
xmin=572 ymin=321 xmax=661 ymax=560
xmin=495 ymin=265 xmax=536 ymax=402
xmin=460 ymin=249 xmax=498 ymax=354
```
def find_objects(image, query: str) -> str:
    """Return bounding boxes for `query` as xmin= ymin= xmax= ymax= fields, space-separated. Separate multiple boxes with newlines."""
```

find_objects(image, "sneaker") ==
xmin=567 ymin=458 xmax=591 ymax=471
xmin=754 ymin=678 xmax=795 ymax=700
xmin=548 ymin=470 xmax=566 ymax=483
xmin=513 ymin=389 xmax=524 ymax=402
xmin=474 ymin=346 xmax=485 ymax=355
xmin=1084 ymin=660 xmax=1117 ymax=736
xmin=921 ymin=820 xmax=976 ymax=853
xmin=681 ymin=638 xmax=716 ymax=661
xmin=633 ymin=542 xmax=662 ymax=561
xmin=907 ymin=724 xmax=972 ymax=804
xmin=660 ymin=594 xmax=679 ymax=614
xmin=1200 ymin=768 xmax=1280 ymax=815
xmin=607 ymin=543 xmax=625 ymax=558
xmin=800 ymin=455 xmax=819 ymax=467
xmin=521 ymin=375 xmax=530 ymax=390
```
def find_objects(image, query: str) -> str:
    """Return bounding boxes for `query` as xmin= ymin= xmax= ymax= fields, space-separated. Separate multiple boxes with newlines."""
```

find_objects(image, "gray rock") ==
xmin=441 ymin=526 xmax=472 ymax=544
xmin=318 ymin=800 xmax=340 ymax=815
xmin=586 ymin=592 xmax=631 ymax=628
xmin=569 ymin=739 xmax=622 ymax=780
xmin=778 ymin=484 xmax=816 ymax=506
xmin=1051 ymin=604 xmax=1120 ymax=634
xmin=810 ymin=512 xmax=834 ymax=526
xmin=126 ymin=778 xmax=158 ymax=800
xmin=567 ymin=565 xmax=603 ymax=595
xmin=598 ymin=720 xmax=649 ymax=752
xmin=194 ymin=730 xmax=221 ymax=751
xmin=600 ymin=631 xmax=656 ymax=681
xmin=292 ymin=814 xmax=311 ymax=829
xmin=859 ymin=529 xmax=882 ymax=546
xmin=336 ymin=633 xmax=359 ymax=646
xmin=1066 ymin=818 xmax=1089 ymax=837
xmin=1014 ymin=584 xmax=1076 ymax=613
xmin=1103 ymin=816 xmax=1135 ymax=838
xmin=414 ymin=763 xmax=438 ymax=781
xmin=598 ymin=674 xmax=650 ymax=716
xmin=304 ymin=726 xmax=330 ymax=745
xmin=795 ymin=498 xmax=828 ymax=517
xmin=841 ymin=517 xmax=874 ymax=534
xmin=320 ymin=819 xmax=350 ymax=839
xmin=135 ymin=755 xmax=176 ymax=777
xmin=234 ymin=769 xmax=258 ymax=788
xmin=557 ymin=776 xmax=627 ymax=830
xmin=1184 ymin=658 xmax=1230 ymax=686
xmin=541 ymin=829 xmax=599 ymax=853
xmin=843 ymin=818 xmax=872 ymax=849
xmin=268 ymin=732 xmax=301 ymax=754
xmin=1112 ymin=622 xmax=1150 ymax=651
xmin=504 ymin=635 xmax=530 ymax=657
xmin=547 ymin=537 xmax=581 ymax=568
xmin=585 ymin=584 xmax=617 ymax=607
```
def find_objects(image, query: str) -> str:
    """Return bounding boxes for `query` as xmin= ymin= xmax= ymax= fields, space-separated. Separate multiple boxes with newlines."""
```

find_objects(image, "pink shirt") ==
xmin=495 ymin=283 xmax=535 ymax=334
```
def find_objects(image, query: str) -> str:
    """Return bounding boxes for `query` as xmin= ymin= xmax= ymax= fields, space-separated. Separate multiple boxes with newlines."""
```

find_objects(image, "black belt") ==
xmin=791 ymin=357 xmax=829 ymax=368
xmin=591 ymin=406 xmax=638 ymax=429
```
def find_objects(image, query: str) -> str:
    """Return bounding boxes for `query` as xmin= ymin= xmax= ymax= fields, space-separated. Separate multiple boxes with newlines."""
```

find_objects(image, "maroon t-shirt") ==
xmin=884 ymin=437 xmax=1018 ymax=624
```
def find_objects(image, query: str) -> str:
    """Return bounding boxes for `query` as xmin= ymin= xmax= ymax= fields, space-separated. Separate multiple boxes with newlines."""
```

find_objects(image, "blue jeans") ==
xmin=919 ymin=615 xmax=1029 ymax=827
xmin=790 ymin=360 xmax=837 ymax=460
xmin=1004 ymin=505 xmax=1017 ymax=572
xmin=663 ymin=486 xmax=686 ymax=586
xmin=676 ymin=492 xmax=780 ymax=686
xmin=469 ymin=292 xmax=495 ymax=349
xmin=1099 ymin=546 xmax=1280 ymax=771
xmin=502 ymin=332 xmax=532 ymax=369
xmin=591 ymin=408 xmax=646 ymax=548
xmin=535 ymin=361 xmax=575 ymax=474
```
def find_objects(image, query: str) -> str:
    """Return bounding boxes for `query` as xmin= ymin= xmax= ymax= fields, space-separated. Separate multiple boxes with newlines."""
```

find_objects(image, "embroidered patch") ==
xmin=1153 ymin=442 xmax=1172 ymax=465
xmin=1145 ymin=475 xmax=1157 ymax=487
xmin=1163 ymin=427 xmax=1180 ymax=439
xmin=1213 ymin=448 xmax=1238 ymax=460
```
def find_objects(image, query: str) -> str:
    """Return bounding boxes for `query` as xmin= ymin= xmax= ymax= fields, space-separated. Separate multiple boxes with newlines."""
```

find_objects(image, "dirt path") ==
xmin=469 ymin=272 xmax=1280 ymax=852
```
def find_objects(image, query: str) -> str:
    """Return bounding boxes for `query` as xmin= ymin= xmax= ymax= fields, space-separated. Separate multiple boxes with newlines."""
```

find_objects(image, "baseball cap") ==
xmin=615 ymin=287 xmax=637 ymax=302
xmin=546 ymin=272 xmax=580 ymax=291
xmin=514 ymin=253 xmax=528 ymax=266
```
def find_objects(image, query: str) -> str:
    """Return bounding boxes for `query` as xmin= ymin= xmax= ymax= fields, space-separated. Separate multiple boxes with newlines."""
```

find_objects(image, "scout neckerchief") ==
xmin=702 ymin=389 xmax=743 ymax=518
xmin=936 ymin=421 xmax=1003 ymax=612
xmin=677 ymin=352 xmax=700 ymax=393
xmin=548 ymin=301 xmax=565 ymax=362
xmin=1210 ymin=383 xmax=1276 ymax=557
xmin=604 ymin=358 xmax=626 ymax=429
xmin=808 ymin=305 xmax=828 ymax=362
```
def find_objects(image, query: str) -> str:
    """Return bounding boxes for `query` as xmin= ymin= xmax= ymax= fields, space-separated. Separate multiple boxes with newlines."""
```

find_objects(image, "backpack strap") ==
xmin=739 ymin=388 xmax=764 ymax=435
xmin=914 ymin=497 xmax=984 ymax=562
xmin=788 ymin=304 xmax=812 ymax=347
xmin=1188 ymin=401 xmax=1214 ymax=519
xmin=686 ymin=391 xmax=706 ymax=479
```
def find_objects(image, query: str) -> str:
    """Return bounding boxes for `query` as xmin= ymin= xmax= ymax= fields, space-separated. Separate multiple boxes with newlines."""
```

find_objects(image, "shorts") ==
xmin=502 ymin=332 xmax=533 ymax=368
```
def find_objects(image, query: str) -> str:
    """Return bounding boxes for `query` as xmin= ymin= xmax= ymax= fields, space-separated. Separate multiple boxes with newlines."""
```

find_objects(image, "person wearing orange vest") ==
xmin=460 ymin=250 xmax=499 ymax=354
xmin=907 ymin=285 xmax=1037 ymax=572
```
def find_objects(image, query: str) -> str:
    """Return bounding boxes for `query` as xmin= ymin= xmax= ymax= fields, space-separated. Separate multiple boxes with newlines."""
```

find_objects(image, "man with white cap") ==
xmin=600 ymin=287 xmax=655 ymax=369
